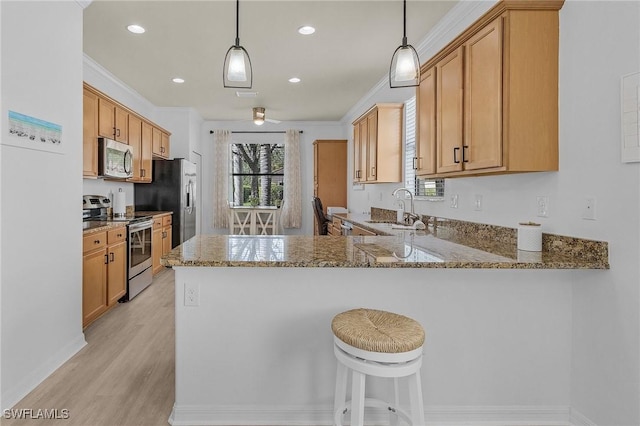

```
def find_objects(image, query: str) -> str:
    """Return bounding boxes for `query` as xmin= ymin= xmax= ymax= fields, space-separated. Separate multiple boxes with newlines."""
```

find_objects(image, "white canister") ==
xmin=517 ymin=222 xmax=542 ymax=252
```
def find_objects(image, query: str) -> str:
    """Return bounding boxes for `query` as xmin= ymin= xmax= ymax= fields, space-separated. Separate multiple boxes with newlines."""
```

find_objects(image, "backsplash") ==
xmin=369 ymin=207 xmax=608 ymax=264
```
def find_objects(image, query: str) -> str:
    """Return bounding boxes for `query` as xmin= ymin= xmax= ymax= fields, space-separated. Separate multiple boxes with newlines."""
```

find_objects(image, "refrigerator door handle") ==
xmin=185 ymin=181 xmax=193 ymax=214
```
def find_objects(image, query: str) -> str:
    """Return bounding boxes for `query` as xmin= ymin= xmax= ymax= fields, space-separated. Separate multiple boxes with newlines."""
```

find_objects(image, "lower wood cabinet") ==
xmin=152 ymin=213 xmax=173 ymax=275
xmin=352 ymin=225 xmax=376 ymax=237
xmin=329 ymin=217 xmax=343 ymax=236
xmin=82 ymin=226 xmax=127 ymax=328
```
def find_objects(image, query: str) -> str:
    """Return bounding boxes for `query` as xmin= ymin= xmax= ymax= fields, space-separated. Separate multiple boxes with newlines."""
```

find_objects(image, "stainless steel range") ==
xmin=83 ymin=195 xmax=154 ymax=301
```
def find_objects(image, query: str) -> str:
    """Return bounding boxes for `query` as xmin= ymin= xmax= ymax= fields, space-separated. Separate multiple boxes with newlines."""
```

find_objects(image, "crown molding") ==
xmin=75 ymin=0 xmax=92 ymax=9
xmin=83 ymin=53 xmax=156 ymax=113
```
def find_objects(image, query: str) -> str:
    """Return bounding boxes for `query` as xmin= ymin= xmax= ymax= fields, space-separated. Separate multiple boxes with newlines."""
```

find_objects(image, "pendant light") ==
xmin=223 ymin=0 xmax=252 ymax=88
xmin=389 ymin=0 xmax=420 ymax=88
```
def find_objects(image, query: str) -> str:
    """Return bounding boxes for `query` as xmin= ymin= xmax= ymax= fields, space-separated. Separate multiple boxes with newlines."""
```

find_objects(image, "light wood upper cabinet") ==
xmin=416 ymin=67 xmax=436 ymax=176
xmin=83 ymin=88 xmax=99 ymax=178
xmin=152 ymin=127 xmax=170 ymax=159
xmin=436 ymin=47 xmax=464 ymax=174
xmin=84 ymin=82 xmax=170 ymax=180
xmin=353 ymin=120 xmax=369 ymax=182
xmin=366 ymin=112 xmax=378 ymax=181
xmin=128 ymin=117 xmax=153 ymax=183
xmin=416 ymin=0 xmax=562 ymax=178
xmin=463 ymin=17 xmax=503 ymax=171
xmin=98 ymin=97 xmax=128 ymax=143
xmin=352 ymin=103 xmax=403 ymax=184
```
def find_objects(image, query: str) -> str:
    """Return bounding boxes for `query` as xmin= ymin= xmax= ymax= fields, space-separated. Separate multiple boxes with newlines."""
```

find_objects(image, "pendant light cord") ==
xmin=235 ymin=0 xmax=240 ymax=46
xmin=402 ymin=0 xmax=408 ymax=47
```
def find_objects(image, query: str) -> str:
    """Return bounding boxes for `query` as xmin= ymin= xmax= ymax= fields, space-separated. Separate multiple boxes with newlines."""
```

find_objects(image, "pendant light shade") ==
xmin=389 ymin=0 xmax=420 ymax=88
xmin=253 ymin=107 xmax=265 ymax=125
xmin=223 ymin=0 xmax=252 ymax=88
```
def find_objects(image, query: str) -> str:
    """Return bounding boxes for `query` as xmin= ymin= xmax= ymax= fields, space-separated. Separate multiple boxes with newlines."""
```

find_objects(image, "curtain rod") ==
xmin=209 ymin=130 xmax=303 ymax=134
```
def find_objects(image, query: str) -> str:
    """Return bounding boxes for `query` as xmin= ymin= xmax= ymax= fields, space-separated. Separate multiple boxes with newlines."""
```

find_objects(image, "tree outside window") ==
xmin=231 ymin=143 xmax=284 ymax=207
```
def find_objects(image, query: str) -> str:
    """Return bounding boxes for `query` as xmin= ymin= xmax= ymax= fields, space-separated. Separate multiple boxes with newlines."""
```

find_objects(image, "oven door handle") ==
xmin=129 ymin=220 xmax=153 ymax=233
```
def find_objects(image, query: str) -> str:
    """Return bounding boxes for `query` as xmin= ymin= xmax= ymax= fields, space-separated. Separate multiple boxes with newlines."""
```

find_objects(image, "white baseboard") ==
xmin=168 ymin=404 xmax=573 ymax=426
xmin=1 ymin=333 xmax=87 ymax=411
xmin=570 ymin=408 xmax=598 ymax=426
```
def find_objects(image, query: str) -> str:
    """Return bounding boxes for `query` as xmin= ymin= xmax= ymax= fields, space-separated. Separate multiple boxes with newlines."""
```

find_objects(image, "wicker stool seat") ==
xmin=332 ymin=308 xmax=426 ymax=426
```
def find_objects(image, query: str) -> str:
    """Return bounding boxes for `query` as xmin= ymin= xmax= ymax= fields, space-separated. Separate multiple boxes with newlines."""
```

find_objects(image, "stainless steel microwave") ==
xmin=98 ymin=137 xmax=133 ymax=179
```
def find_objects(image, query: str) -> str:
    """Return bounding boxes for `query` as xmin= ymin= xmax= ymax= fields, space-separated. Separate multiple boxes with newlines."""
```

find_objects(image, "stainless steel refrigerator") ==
xmin=134 ymin=159 xmax=196 ymax=248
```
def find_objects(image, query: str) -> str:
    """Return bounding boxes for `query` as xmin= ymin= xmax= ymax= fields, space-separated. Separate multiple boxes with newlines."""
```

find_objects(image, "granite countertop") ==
xmin=161 ymin=231 xmax=609 ymax=270
xmin=82 ymin=221 xmax=127 ymax=235
xmin=82 ymin=211 xmax=172 ymax=235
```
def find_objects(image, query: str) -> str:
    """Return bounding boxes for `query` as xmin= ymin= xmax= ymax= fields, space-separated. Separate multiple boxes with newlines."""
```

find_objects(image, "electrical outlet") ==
xmin=537 ymin=196 xmax=549 ymax=217
xmin=474 ymin=194 xmax=483 ymax=211
xmin=184 ymin=282 xmax=199 ymax=307
xmin=450 ymin=194 xmax=459 ymax=208
xmin=582 ymin=197 xmax=597 ymax=220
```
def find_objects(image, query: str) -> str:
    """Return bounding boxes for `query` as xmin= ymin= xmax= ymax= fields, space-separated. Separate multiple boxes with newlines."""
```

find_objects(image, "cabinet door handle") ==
xmin=371 ymin=166 xmax=376 ymax=176
xmin=94 ymin=239 xmax=100 ymax=245
xmin=110 ymin=252 xmax=115 ymax=262
xmin=463 ymin=145 xmax=469 ymax=163
xmin=117 ymin=233 xmax=122 ymax=238
xmin=412 ymin=157 xmax=417 ymax=170
xmin=116 ymin=128 xmax=121 ymax=137
xmin=453 ymin=147 xmax=461 ymax=164
xmin=104 ymin=254 xmax=109 ymax=264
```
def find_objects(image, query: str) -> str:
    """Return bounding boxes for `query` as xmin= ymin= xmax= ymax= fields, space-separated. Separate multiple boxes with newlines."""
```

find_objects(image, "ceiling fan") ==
xmin=252 ymin=107 xmax=281 ymax=125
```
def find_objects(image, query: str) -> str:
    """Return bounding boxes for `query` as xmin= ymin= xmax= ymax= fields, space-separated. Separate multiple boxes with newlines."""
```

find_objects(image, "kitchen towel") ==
xmin=517 ymin=222 xmax=542 ymax=252
xmin=113 ymin=189 xmax=126 ymax=217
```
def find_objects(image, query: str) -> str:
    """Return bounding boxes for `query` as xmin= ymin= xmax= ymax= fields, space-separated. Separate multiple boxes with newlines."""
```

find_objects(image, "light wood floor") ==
xmin=5 ymin=268 xmax=176 ymax=426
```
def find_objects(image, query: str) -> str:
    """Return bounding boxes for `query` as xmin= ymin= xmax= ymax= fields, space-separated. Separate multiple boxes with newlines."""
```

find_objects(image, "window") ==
xmin=230 ymin=143 xmax=284 ymax=207
xmin=404 ymin=96 xmax=444 ymax=198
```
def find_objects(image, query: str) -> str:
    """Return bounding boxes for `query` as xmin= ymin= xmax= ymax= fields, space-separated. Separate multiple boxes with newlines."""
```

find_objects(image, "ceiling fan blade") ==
xmin=266 ymin=118 xmax=281 ymax=124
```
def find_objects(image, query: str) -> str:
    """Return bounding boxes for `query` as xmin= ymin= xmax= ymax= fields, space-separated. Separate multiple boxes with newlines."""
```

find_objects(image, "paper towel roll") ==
xmin=113 ymin=189 xmax=126 ymax=217
xmin=517 ymin=222 xmax=542 ymax=252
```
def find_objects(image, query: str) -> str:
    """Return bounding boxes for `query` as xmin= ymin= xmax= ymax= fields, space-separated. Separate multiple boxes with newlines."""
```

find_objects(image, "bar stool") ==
xmin=331 ymin=308 xmax=425 ymax=426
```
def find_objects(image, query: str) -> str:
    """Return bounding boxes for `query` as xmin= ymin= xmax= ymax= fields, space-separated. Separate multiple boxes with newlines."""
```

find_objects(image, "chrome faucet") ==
xmin=392 ymin=187 xmax=419 ymax=224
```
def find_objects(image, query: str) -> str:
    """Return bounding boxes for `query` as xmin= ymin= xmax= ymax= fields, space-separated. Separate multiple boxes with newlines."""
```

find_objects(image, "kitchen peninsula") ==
xmin=163 ymin=222 xmax=607 ymax=425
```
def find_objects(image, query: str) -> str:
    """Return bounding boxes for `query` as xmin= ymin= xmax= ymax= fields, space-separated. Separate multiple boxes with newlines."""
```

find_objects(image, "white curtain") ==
xmin=212 ymin=129 xmax=231 ymax=229
xmin=280 ymin=129 xmax=302 ymax=228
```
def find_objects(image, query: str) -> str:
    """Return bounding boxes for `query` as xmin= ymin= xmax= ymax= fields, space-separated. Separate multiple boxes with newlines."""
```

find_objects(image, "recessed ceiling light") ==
xmin=298 ymin=25 xmax=315 ymax=35
xmin=172 ymin=77 xmax=185 ymax=84
xmin=288 ymin=77 xmax=301 ymax=83
xmin=127 ymin=24 xmax=146 ymax=34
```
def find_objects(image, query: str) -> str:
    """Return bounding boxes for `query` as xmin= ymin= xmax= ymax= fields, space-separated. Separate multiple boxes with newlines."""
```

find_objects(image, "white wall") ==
xmin=1 ymin=1 xmax=87 ymax=409
xmin=345 ymin=1 xmax=640 ymax=424
xmin=202 ymin=121 xmax=346 ymax=236
xmin=560 ymin=2 xmax=640 ymax=425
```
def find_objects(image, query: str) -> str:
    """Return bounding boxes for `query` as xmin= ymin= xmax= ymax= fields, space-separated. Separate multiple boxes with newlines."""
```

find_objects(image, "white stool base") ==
xmin=333 ymin=337 xmax=425 ymax=426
